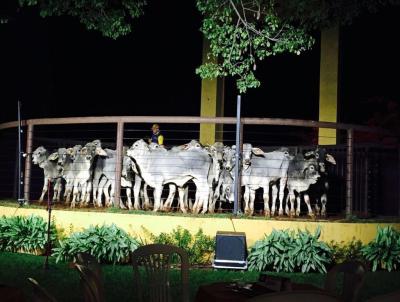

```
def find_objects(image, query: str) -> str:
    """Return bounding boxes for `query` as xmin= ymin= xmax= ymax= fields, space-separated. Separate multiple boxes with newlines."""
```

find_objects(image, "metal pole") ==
xmin=44 ymin=179 xmax=52 ymax=270
xmin=114 ymin=121 xmax=124 ymax=207
xmin=346 ymin=128 xmax=354 ymax=218
xmin=24 ymin=124 xmax=34 ymax=203
xmin=233 ymin=95 xmax=242 ymax=215
xmin=17 ymin=101 xmax=24 ymax=205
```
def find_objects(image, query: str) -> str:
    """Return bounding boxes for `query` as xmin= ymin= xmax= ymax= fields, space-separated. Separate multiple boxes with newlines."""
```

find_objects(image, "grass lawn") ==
xmin=0 ymin=252 xmax=399 ymax=301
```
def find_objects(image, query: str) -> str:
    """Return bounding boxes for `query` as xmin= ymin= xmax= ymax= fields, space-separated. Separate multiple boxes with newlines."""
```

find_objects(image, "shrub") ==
xmin=329 ymin=238 xmax=364 ymax=264
xmin=146 ymin=226 xmax=215 ymax=265
xmin=361 ymin=226 xmax=400 ymax=272
xmin=248 ymin=227 xmax=332 ymax=273
xmin=0 ymin=215 xmax=57 ymax=255
xmin=52 ymin=224 xmax=140 ymax=264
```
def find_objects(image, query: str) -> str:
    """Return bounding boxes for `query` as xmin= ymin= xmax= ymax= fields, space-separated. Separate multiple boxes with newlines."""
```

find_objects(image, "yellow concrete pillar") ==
xmin=318 ymin=26 xmax=339 ymax=145
xmin=200 ymin=38 xmax=225 ymax=145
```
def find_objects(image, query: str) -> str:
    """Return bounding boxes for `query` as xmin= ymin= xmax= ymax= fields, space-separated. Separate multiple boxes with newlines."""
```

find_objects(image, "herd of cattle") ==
xmin=31 ymin=139 xmax=336 ymax=217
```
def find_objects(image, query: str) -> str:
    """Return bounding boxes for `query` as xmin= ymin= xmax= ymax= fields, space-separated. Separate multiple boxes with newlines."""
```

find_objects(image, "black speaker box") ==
xmin=212 ymin=231 xmax=248 ymax=269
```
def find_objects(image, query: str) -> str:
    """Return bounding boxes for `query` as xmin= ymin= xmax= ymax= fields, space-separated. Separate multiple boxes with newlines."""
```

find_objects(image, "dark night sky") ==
xmin=1 ymin=2 xmax=400 ymax=125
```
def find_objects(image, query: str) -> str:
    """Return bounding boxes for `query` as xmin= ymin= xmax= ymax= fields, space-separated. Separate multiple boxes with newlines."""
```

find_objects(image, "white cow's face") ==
xmin=304 ymin=163 xmax=320 ymax=184
xmin=223 ymin=146 xmax=236 ymax=171
xmin=32 ymin=146 xmax=47 ymax=165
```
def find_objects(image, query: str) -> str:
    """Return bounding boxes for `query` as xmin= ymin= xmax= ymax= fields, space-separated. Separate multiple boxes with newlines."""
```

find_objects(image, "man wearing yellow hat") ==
xmin=149 ymin=123 xmax=164 ymax=146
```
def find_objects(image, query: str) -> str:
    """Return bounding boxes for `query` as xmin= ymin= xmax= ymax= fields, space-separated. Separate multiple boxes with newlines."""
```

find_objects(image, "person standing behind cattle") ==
xmin=149 ymin=123 xmax=164 ymax=146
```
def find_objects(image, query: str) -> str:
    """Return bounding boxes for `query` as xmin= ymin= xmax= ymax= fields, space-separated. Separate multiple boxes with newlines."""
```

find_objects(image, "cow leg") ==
xmin=143 ymin=184 xmax=151 ymax=210
xmin=178 ymin=187 xmax=187 ymax=213
xmin=52 ymin=179 xmax=61 ymax=202
xmin=243 ymin=186 xmax=250 ymax=215
xmin=71 ymin=182 xmax=80 ymax=208
xmin=96 ymin=176 xmax=107 ymax=207
xmin=264 ymin=185 xmax=272 ymax=217
xmin=64 ymin=179 xmax=73 ymax=205
xmin=303 ymin=194 xmax=314 ymax=217
xmin=286 ymin=191 xmax=295 ymax=217
xmin=321 ymin=193 xmax=327 ymax=217
xmin=39 ymin=178 xmax=49 ymax=203
xmin=84 ymin=180 xmax=92 ymax=205
xmin=199 ymin=184 xmax=210 ymax=214
xmin=249 ymin=188 xmax=256 ymax=216
xmin=103 ymin=180 xmax=111 ymax=207
xmin=163 ymin=184 xmax=176 ymax=212
xmin=152 ymin=186 xmax=163 ymax=212
xmin=126 ymin=188 xmax=133 ymax=210
xmin=133 ymin=175 xmax=142 ymax=210
xmin=270 ymin=182 xmax=278 ymax=216
xmin=278 ymin=177 xmax=287 ymax=216
xmin=294 ymin=195 xmax=300 ymax=217
xmin=314 ymin=197 xmax=321 ymax=216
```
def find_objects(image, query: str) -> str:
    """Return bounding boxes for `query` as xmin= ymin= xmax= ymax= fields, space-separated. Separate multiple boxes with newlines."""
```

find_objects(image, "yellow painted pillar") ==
xmin=200 ymin=38 xmax=225 ymax=145
xmin=318 ymin=26 xmax=339 ymax=145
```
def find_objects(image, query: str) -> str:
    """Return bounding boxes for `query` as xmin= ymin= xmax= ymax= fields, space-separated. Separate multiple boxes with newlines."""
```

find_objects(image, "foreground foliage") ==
xmin=361 ymin=226 xmax=400 ymax=272
xmin=52 ymin=224 xmax=140 ymax=264
xmin=0 ymin=215 xmax=57 ymax=254
xmin=247 ymin=228 xmax=332 ymax=273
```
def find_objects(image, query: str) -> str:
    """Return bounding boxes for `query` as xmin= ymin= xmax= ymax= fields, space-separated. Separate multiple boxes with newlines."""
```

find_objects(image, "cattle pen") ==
xmin=0 ymin=115 xmax=399 ymax=243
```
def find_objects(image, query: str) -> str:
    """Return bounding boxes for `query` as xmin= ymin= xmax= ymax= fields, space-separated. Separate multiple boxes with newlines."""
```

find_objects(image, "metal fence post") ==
xmin=24 ymin=124 xmax=34 ymax=203
xmin=234 ymin=95 xmax=242 ymax=215
xmin=114 ymin=122 xmax=124 ymax=207
xmin=346 ymin=128 xmax=354 ymax=218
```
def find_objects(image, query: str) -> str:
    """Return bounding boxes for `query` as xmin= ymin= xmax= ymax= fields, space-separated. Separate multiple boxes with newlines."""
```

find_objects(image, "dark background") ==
xmin=1 ymin=1 xmax=399 ymax=125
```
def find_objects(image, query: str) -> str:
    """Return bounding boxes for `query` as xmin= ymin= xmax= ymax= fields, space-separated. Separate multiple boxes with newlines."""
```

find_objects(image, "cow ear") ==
xmin=48 ymin=152 xmax=58 ymax=161
xmin=325 ymin=154 xmax=336 ymax=165
xmin=252 ymin=147 xmax=264 ymax=156
xmin=96 ymin=147 xmax=108 ymax=157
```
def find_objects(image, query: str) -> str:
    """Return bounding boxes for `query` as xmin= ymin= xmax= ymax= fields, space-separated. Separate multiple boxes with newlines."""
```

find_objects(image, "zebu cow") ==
xmin=32 ymin=146 xmax=63 ymax=202
xmin=283 ymin=153 xmax=320 ymax=217
xmin=127 ymin=139 xmax=210 ymax=213
xmin=241 ymin=144 xmax=293 ymax=216
xmin=303 ymin=148 xmax=336 ymax=217
xmin=70 ymin=140 xmax=107 ymax=208
xmin=92 ymin=148 xmax=135 ymax=209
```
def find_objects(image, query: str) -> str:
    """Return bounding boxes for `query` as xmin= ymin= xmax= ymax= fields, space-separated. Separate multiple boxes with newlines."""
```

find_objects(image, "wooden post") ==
xmin=114 ymin=122 xmax=124 ymax=207
xmin=24 ymin=124 xmax=34 ymax=202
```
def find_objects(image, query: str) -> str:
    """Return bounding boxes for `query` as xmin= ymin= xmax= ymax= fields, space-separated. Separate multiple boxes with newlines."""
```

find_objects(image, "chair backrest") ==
xmin=365 ymin=289 xmax=400 ymax=302
xmin=247 ymin=290 xmax=341 ymax=302
xmin=74 ymin=252 xmax=103 ymax=286
xmin=74 ymin=264 xmax=105 ymax=302
xmin=324 ymin=260 xmax=367 ymax=302
xmin=131 ymin=244 xmax=190 ymax=302
xmin=28 ymin=278 xmax=58 ymax=302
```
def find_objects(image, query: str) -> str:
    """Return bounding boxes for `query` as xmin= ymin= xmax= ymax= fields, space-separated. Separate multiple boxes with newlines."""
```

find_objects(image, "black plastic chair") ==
xmin=324 ymin=260 xmax=367 ymax=302
xmin=131 ymin=244 xmax=190 ymax=302
xmin=28 ymin=278 xmax=58 ymax=302
xmin=74 ymin=264 xmax=105 ymax=302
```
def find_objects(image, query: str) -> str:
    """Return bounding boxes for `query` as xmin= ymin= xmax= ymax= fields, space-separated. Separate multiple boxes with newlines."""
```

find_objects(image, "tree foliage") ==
xmin=195 ymin=0 xmax=400 ymax=93
xmin=4 ymin=0 xmax=400 ymax=92
xmin=15 ymin=0 xmax=147 ymax=39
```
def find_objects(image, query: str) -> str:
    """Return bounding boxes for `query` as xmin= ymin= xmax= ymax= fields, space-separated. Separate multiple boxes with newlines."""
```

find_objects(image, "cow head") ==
xmin=242 ymin=143 xmax=265 ymax=167
xmin=32 ymin=146 xmax=48 ymax=166
xmin=223 ymin=145 xmax=236 ymax=171
xmin=127 ymin=139 xmax=150 ymax=159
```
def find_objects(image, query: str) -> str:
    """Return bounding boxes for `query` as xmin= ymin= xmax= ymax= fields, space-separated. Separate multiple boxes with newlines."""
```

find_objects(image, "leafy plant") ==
xmin=329 ymin=238 xmax=364 ymax=264
xmin=146 ymin=226 xmax=215 ymax=265
xmin=248 ymin=227 xmax=332 ymax=273
xmin=290 ymin=228 xmax=332 ymax=273
xmin=361 ymin=226 xmax=400 ymax=272
xmin=248 ymin=229 xmax=296 ymax=272
xmin=52 ymin=224 xmax=140 ymax=264
xmin=0 ymin=215 xmax=57 ymax=254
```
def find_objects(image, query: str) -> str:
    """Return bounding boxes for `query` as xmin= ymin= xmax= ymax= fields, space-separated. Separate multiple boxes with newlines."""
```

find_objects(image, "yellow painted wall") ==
xmin=319 ymin=26 xmax=339 ymax=145
xmin=200 ymin=38 xmax=224 ymax=145
xmin=2 ymin=206 xmax=399 ymax=246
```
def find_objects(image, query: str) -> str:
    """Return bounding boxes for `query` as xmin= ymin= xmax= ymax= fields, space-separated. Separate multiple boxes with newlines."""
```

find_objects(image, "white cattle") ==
xmin=70 ymin=140 xmax=107 ymax=208
xmin=127 ymin=140 xmax=210 ymax=213
xmin=284 ymin=154 xmax=320 ymax=217
xmin=241 ymin=144 xmax=293 ymax=216
xmin=32 ymin=146 xmax=63 ymax=202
